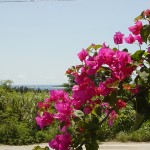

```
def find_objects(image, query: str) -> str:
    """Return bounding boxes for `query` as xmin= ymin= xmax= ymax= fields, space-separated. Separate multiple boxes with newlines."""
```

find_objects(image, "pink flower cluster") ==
xmin=36 ymin=90 xmax=73 ymax=129
xmin=114 ymin=32 xmax=124 ymax=44
xmin=35 ymin=90 xmax=73 ymax=150
xmin=49 ymin=132 xmax=72 ymax=150
xmin=36 ymin=44 xmax=133 ymax=149
xmin=35 ymin=9 xmax=150 ymax=150
xmin=35 ymin=112 xmax=53 ymax=129
xmin=114 ymin=21 xmax=143 ymax=45
xmin=101 ymin=102 xmax=117 ymax=126
xmin=70 ymin=46 xmax=132 ymax=124
xmin=116 ymin=99 xmax=126 ymax=109
xmin=75 ymin=46 xmax=134 ymax=99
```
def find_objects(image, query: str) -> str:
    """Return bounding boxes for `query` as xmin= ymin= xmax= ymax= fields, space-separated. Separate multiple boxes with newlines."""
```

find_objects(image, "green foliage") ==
xmin=113 ymin=104 xmax=135 ymax=133
xmin=116 ymin=121 xmax=150 ymax=142
xmin=140 ymin=25 xmax=150 ymax=43
xmin=97 ymin=103 xmax=135 ymax=141
xmin=0 ymin=81 xmax=149 ymax=145
xmin=63 ymin=74 xmax=75 ymax=93
xmin=0 ymin=82 xmax=57 ymax=145
xmin=0 ymin=80 xmax=13 ymax=91
xmin=131 ymin=50 xmax=145 ymax=61
xmin=33 ymin=146 xmax=50 ymax=150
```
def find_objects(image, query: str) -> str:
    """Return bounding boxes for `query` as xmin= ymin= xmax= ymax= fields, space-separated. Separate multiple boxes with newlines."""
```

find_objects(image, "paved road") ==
xmin=99 ymin=142 xmax=150 ymax=150
xmin=0 ymin=142 xmax=150 ymax=150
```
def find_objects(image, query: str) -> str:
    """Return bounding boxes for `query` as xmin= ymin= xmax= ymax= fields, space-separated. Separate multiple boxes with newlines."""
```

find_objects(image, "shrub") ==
xmin=0 ymin=83 xmax=58 ymax=145
xmin=116 ymin=121 xmax=150 ymax=142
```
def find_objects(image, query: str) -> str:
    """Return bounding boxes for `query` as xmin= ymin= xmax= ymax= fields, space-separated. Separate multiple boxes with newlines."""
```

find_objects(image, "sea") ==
xmin=11 ymin=85 xmax=64 ymax=90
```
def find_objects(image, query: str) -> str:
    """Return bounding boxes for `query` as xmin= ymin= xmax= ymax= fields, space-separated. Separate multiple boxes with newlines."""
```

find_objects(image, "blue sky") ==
xmin=0 ymin=0 xmax=149 ymax=85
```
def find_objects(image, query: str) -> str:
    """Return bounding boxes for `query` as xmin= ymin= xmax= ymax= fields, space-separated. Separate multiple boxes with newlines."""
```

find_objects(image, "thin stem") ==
xmin=118 ymin=44 xmax=119 ymax=50
xmin=99 ymin=108 xmax=114 ymax=126
xmin=75 ymin=141 xmax=85 ymax=150
xmin=139 ymin=44 xmax=141 ymax=50
xmin=135 ymin=42 xmax=141 ymax=50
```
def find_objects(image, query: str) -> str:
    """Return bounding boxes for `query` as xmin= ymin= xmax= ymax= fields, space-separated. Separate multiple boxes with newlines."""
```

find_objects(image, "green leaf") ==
xmin=76 ymin=146 xmax=83 ymax=150
xmin=85 ymin=141 xmax=99 ymax=150
xmin=44 ymin=147 xmax=50 ymax=150
xmin=33 ymin=146 xmax=41 ymax=150
xmin=134 ymin=75 xmax=140 ymax=84
xmin=131 ymin=112 xmax=145 ymax=132
xmin=39 ymin=111 xmax=44 ymax=117
xmin=73 ymin=116 xmax=80 ymax=122
xmin=86 ymin=44 xmax=102 ymax=52
xmin=122 ymin=48 xmax=128 ymax=52
xmin=93 ymin=44 xmax=102 ymax=50
xmin=94 ymin=106 xmax=102 ymax=117
xmin=92 ymin=116 xmax=99 ymax=124
xmin=60 ymin=121 xmax=66 ymax=130
xmin=74 ymin=110 xmax=84 ymax=118
xmin=32 ymin=146 xmax=49 ymax=150
xmin=134 ymin=11 xmax=144 ymax=22
xmin=113 ymin=47 xmax=118 ymax=51
xmin=131 ymin=50 xmax=145 ymax=61
xmin=140 ymin=25 xmax=150 ymax=43
xmin=85 ymin=122 xmax=99 ymax=130
xmin=103 ymin=95 xmax=111 ymax=102
xmin=139 ymin=71 xmax=149 ymax=82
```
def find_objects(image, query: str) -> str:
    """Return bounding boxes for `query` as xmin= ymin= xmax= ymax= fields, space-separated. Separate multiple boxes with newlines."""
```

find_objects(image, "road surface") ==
xmin=0 ymin=142 xmax=150 ymax=150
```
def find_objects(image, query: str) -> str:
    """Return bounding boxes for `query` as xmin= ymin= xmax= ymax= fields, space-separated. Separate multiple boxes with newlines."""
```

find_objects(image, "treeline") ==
xmin=12 ymin=86 xmax=49 ymax=93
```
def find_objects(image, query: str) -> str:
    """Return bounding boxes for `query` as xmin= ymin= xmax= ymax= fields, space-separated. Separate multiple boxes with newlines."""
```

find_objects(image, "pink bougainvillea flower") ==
xmin=148 ymin=47 xmax=150 ymax=53
xmin=98 ymin=82 xmax=112 ymax=96
xmin=49 ymin=132 xmax=72 ymax=150
xmin=98 ymin=78 xmax=115 ymax=96
xmin=71 ymin=98 xmax=83 ymax=110
xmin=98 ymin=48 xmax=115 ymax=65
xmin=85 ymin=59 xmax=100 ymax=75
xmin=50 ymin=90 xmax=70 ymax=102
xmin=129 ymin=85 xmax=139 ymax=94
xmin=53 ymin=98 xmax=73 ymax=125
xmin=55 ymin=101 xmax=72 ymax=116
xmin=74 ymin=72 xmax=93 ymax=85
xmin=108 ymin=110 xmax=117 ymax=126
xmin=77 ymin=49 xmax=88 ymax=62
xmin=84 ymin=54 xmax=104 ymax=75
xmin=53 ymin=113 xmax=71 ymax=127
xmin=35 ymin=112 xmax=53 ymax=129
xmin=134 ymin=35 xmax=143 ymax=45
xmin=128 ymin=21 xmax=142 ymax=35
xmin=83 ymin=105 xmax=93 ymax=114
xmin=72 ymin=85 xmax=96 ymax=103
xmin=37 ymin=101 xmax=50 ymax=109
xmin=110 ymin=50 xmax=134 ymax=80
xmin=144 ymin=9 xmax=150 ymax=17
xmin=113 ymin=31 xmax=124 ymax=44
xmin=114 ymin=50 xmax=131 ymax=64
xmin=72 ymin=81 xmax=97 ymax=109
xmin=116 ymin=99 xmax=126 ymax=109
xmin=101 ymin=105 xmax=117 ymax=126
xmin=124 ymin=34 xmax=135 ymax=44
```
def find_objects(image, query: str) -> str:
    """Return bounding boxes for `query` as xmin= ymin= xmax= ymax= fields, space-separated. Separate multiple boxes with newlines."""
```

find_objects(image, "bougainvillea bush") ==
xmin=35 ymin=9 xmax=150 ymax=150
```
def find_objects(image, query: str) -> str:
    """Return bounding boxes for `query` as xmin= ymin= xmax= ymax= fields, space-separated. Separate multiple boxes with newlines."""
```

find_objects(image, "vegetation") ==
xmin=0 ymin=80 xmax=149 ymax=146
xmin=0 ymin=80 xmax=57 ymax=145
xmin=116 ymin=121 xmax=150 ymax=142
